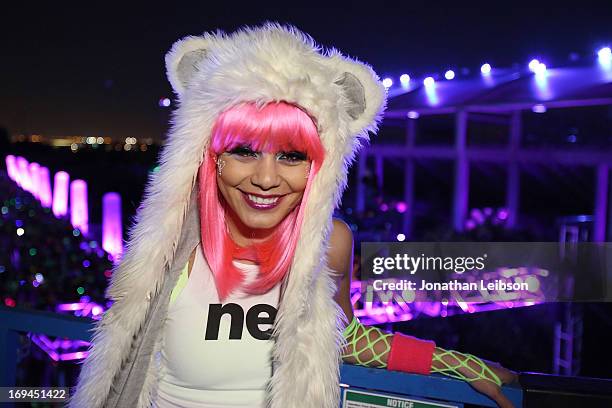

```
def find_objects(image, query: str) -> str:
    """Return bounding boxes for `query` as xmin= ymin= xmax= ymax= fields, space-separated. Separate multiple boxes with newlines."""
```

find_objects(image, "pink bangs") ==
xmin=198 ymin=101 xmax=325 ymax=301
xmin=210 ymin=101 xmax=324 ymax=158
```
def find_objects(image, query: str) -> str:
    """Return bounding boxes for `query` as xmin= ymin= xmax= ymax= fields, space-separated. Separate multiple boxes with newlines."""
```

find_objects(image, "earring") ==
xmin=215 ymin=156 xmax=226 ymax=176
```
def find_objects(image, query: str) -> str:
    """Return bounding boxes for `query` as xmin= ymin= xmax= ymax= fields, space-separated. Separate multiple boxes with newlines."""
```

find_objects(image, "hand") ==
xmin=469 ymin=360 xmax=518 ymax=408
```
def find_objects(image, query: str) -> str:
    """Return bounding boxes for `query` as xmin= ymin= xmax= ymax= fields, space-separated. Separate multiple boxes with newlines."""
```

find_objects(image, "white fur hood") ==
xmin=68 ymin=23 xmax=386 ymax=408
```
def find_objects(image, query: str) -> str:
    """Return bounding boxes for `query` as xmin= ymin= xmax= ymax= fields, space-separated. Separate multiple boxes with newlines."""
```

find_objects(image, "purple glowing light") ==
xmin=497 ymin=208 xmax=509 ymax=220
xmin=16 ymin=157 xmax=30 ymax=190
xmin=598 ymin=47 xmax=611 ymax=62
xmin=423 ymin=76 xmax=435 ymax=87
xmin=379 ymin=203 xmax=389 ymax=212
xmin=407 ymin=111 xmax=420 ymax=119
xmin=102 ymin=192 xmax=123 ymax=260
xmin=395 ymin=201 xmax=408 ymax=213
xmin=382 ymin=78 xmax=393 ymax=88
xmin=70 ymin=179 xmax=89 ymax=235
xmin=38 ymin=167 xmax=52 ymax=208
xmin=396 ymin=233 xmax=406 ymax=242
xmin=5 ymin=155 xmax=16 ymax=181
xmin=52 ymin=171 xmax=70 ymax=217
xmin=399 ymin=74 xmax=411 ymax=86
xmin=444 ymin=70 xmax=455 ymax=80
xmin=159 ymin=97 xmax=171 ymax=107
xmin=28 ymin=162 xmax=41 ymax=199
xmin=481 ymin=63 xmax=492 ymax=74
xmin=532 ymin=104 xmax=547 ymax=113
xmin=465 ymin=219 xmax=476 ymax=230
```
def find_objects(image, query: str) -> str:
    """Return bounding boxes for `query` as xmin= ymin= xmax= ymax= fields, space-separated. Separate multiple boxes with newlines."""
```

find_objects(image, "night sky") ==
xmin=2 ymin=2 xmax=611 ymax=142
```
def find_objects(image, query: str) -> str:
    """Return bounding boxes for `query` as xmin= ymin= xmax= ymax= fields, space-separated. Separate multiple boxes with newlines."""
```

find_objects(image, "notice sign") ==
xmin=342 ymin=389 xmax=461 ymax=408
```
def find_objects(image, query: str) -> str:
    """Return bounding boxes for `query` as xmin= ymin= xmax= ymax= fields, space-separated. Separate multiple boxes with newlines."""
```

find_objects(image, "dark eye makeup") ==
xmin=225 ymin=145 xmax=308 ymax=162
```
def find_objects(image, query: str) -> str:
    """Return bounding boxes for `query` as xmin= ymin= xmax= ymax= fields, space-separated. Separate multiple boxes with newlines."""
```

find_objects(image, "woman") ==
xmin=68 ymin=24 xmax=515 ymax=408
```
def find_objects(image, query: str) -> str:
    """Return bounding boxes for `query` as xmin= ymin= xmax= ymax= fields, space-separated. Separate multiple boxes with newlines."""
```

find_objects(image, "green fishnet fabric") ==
xmin=431 ymin=349 xmax=502 ymax=386
xmin=341 ymin=317 xmax=392 ymax=368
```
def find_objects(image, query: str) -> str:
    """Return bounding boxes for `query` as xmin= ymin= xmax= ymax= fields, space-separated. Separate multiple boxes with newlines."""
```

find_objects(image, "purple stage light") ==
xmin=528 ymin=59 xmax=540 ymax=72
xmin=159 ymin=97 xmax=171 ymax=107
xmin=532 ymin=104 xmax=547 ymax=113
xmin=379 ymin=203 xmax=389 ymax=212
xmin=399 ymin=74 xmax=410 ymax=87
xmin=16 ymin=157 xmax=30 ymax=190
xmin=102 ymin=192 xmax=123 ymax=260
xmin=38 ymin=167 xmax=53 ymax=208
xmin=70 ymin=179 xmax=89 ymax=235
xmin=52 ymin=171 xmax=70 ymax=217
xmin=407 ymin=110 xmax=420 ymax=119
xmin=28 ymin=162 xmax=41 ymax=199
xmin=444 ymin=70 xmax=455 ymax=80
xmin=382 ymin=77 xmax=393 ymax=88
xmin=395 ymin=201 xmax=408 ymax=213
xmin=423 ymin=77 xmax=439 ymax=105
xmin=465 ymin=219 xmax=476 ymax=230
xmin=481 ymin=63 xmax=492 ymax=74
xmin=5 ymin=155 xmax=16 ymax=181
xmin=535 ymin=63 xmax=547 ymax=76
xmin=598 ymin=47 xmax=611 ymax=61
xmin=470 ymin=208 xmax=485 ymax=224
xmin=497 ymin=208 xmax=509 ymax=220
xmin=396 ymin=233 xmax=406 ymax=242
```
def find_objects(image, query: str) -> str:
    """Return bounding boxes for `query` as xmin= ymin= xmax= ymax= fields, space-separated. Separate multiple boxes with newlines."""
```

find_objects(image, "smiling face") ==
xmin=216 ymin=146 xmax=310 ymax=241
xmin=208 ymin=101 xmax=325 ymax=247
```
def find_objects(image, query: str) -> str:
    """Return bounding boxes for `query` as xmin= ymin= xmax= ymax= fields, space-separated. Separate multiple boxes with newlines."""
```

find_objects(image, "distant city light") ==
xmin=481 ymin=63 xmax=492 ymax=74
xmin=528 ymin=59 xmax=540 ymax=72
xmin=444 ymin=70 xmax=455 ymax=80
xmin=407 ymin=110 xmax=420 ymax=119
xmin=16 ymin=228 xmax=24 ymax=236
xmin=532 ymin=104 xmax=547 ymax=113
xmin=125 ymin=137 xmax=137 ymax=145
xmin=423 ymin=76 xmax=435 ymax=87
xmin=396 ymin=233 xmax=406 ymax=242
xmin=97 ymin=137 xmax=104 ymax=144
xmin=382 ymin=78 xmax=393 ymax=88
xmin=86 ymin=137 xmax=96 ymax=145
xmin=399 ymin=74 xmax=411 ymax=86
xmin=70 ymin=143 xmax=78 ymax=152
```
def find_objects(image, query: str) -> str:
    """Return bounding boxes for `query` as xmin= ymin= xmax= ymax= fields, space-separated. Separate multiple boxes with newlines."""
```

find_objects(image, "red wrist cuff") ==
xmin=387 ymin=333 xmax=436 ymax=375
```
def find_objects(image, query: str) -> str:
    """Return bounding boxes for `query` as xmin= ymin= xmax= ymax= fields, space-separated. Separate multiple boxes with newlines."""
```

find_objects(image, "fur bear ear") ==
xmin=329 ymin=54 xmax=387 ymax=134
xmin=165 ymin=36 xmax=213 ymax=96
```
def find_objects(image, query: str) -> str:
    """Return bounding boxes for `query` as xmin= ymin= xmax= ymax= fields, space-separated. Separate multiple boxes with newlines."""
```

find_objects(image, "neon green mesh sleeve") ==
xmin=431 ymin=347 xmax=502 ymax=386
xmin=341 ymin=316 xmax=392 ymax=368
xmin=341 ymin=317 xmax=502 ymax=386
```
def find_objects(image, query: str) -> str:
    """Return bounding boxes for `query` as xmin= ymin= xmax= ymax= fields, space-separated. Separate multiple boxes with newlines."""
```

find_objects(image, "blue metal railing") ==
xmin=0 ymin=305 xmax=522 ymax=407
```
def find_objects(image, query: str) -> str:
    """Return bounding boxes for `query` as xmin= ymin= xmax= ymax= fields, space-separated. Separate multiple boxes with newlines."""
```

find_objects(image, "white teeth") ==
xmin=247 ymin=194 xmax=279 ymax=205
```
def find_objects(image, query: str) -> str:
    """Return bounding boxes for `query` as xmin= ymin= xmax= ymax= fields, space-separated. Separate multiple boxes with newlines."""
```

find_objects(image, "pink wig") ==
xmin=198 ymin=101 xmax=325 ymax=300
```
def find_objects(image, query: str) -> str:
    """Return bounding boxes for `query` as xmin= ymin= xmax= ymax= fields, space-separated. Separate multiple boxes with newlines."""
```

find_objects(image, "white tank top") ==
xmin=154 ymin=244 xmax=281 ymax=408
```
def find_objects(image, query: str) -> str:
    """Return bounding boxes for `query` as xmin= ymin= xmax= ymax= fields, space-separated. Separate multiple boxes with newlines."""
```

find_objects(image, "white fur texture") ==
xmin=68 ymin=23 xmax=385 ymax=408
